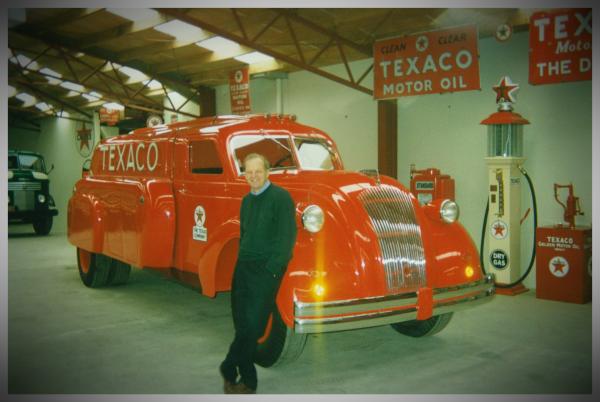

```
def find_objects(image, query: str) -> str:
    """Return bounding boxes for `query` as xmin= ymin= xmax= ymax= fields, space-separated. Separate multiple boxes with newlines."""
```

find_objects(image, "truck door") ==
xmin=173 ymin=139 xmax=229 ymax=275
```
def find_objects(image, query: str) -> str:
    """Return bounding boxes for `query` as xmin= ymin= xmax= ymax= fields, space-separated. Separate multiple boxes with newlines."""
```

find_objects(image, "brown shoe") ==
xmin=230 ymin=382 xmax=256 ymax=394
xmin=219 ymin=364 xmax=237 ymax=394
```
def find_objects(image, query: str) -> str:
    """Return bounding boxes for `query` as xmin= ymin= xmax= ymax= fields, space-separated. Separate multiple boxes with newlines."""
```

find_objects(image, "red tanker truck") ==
xmin=67 ymin=114 xmax=495 ymax=366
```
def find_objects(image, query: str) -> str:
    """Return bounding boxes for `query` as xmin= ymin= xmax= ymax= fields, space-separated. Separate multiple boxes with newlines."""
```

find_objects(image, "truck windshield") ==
xmin=17 ymin=154 xmax=46 ymax=173
xmin=293 ymin=137 xmax=336 ymax=171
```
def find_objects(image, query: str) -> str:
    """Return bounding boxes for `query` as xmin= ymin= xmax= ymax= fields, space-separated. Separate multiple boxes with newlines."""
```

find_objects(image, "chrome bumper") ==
xmin=293 ymin=274 xmax=495 ymax=334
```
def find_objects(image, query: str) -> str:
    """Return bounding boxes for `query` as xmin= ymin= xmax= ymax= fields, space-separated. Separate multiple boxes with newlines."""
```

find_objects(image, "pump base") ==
xmin=495 ymin=283 xmax=529 ymax=296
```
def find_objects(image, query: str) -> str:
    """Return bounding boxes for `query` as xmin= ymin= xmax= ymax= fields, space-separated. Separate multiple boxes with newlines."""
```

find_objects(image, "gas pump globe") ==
xmin=481 ymin=76 xmax=530 ymax=295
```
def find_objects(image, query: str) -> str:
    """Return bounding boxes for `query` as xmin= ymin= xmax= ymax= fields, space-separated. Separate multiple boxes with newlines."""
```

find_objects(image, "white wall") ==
xmin=216 ymin=31 xmax=592 ymax=289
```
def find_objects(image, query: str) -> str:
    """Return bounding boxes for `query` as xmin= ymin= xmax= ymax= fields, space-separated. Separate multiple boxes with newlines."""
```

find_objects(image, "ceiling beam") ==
xmin=156 ymin=8 xmax=373 ymax=96
xmin=78 ymin=13 xmax=172 ymax=49
xmin=10 ymin=25 xmax=205 ymax=103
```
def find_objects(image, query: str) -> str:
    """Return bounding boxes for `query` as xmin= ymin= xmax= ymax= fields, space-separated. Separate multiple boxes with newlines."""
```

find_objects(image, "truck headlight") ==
xmin=440 ymin=199 xmax=459 ymax=223
xmin=302 ymin=205 xmax=324 ymax=233
xmin=37 ymin=194 xmax=46 ymax=204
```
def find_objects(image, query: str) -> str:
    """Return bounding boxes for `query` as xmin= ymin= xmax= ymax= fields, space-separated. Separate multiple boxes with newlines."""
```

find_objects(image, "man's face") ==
xmin=244 ymin=157 xmax=269 ymax=192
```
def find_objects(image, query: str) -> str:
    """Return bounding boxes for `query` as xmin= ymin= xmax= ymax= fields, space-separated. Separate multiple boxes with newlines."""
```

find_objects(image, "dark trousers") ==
xmin=221 ymin=259 xmax=280 ymax=390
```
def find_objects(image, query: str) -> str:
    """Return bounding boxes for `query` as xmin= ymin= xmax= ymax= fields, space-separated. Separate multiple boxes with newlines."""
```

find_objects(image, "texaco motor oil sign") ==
xmin=373 ymin=24 xmax=480 ymax=99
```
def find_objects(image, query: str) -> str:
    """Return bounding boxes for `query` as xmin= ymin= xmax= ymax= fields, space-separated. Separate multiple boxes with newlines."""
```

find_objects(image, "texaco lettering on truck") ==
xmin=68 ymin=114 xmax=495 ymax=366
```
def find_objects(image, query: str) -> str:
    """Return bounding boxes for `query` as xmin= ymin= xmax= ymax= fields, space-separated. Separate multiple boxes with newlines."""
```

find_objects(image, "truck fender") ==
xmin=197 ymin=220 xmax=239 ymax=297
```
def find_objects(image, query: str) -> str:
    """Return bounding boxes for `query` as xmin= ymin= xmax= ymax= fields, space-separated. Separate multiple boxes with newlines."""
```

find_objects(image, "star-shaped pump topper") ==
xmin=492 ymin=76 xmax=519 ymax=108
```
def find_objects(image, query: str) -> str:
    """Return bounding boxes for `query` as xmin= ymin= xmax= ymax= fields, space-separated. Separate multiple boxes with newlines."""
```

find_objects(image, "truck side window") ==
xmin=190 ymin=140 xmax=223 ymax=174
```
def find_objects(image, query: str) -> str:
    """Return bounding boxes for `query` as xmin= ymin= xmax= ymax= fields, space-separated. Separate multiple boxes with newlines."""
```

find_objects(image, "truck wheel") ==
xmin=254 ymin=307 xmax=307 ymax=367
xmin=77 ymin=248 xmax=111 ymax=288
xmin=391 ymin=313 xmax=453 ymax=337
xmin=108 ymin=258 xmax=131 ymax=286
xmin=33 ymin=216 xmax=53 ymax=235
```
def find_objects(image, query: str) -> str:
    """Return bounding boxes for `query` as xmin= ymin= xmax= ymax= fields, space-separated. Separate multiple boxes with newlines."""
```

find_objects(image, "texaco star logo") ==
xmin=194 ymin=205 xmax=206 ymax=227
xmin=76 ymin=122 xmax=93 ymax=157
xmin=415 ymin=35 xmax=429 ymax=52
xmin=495 ymin=23 xmax=512 ymax=42
xmin=549 ymin=256 xmax=570 ymax=278
xmin=234 ymin=69 xmax=244 ymax=83
xmin=490 ymin=220 xmax=508 ymax=240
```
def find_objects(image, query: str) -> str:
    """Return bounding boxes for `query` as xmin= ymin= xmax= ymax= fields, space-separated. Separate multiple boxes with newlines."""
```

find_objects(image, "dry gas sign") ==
xmin=373 ymin=25 xmax=480 ymax=99
xmin=529 ymin=8 xmax=592 ymax=85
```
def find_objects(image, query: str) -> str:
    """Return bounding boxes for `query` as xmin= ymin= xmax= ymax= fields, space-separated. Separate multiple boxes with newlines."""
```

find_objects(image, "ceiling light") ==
xmin=35 ymin=102 xmax=52 ymax=112
xmin=16 ymin=92 xmax=37 ymax=107
xmin=58 ymin=110 xmax=70 ymax=118
xmin=119 ymin=66 xmax=149 ymax=83
xmin=234 ymin=51 xmax=274 ymax=65
xmin=106 ymin=8 xmax=159 ymax=22
xmin=196 ymin=36 xmax=241 ymax=53
xmin=8 ymin=85 xmax=17 ymax=97
xmin=154 ymin=20 xmax=205 ymax=39
xmin=143 ymin=79 xmax=162 ymax=90
xmin=60 ymin=81 xmax=86 ymax=93
xmin=82 ymin=92 xmax=102 ymax=102
xmin=39 ymin=67 xmax=63 ymax=85
xmin=9 ymin=53 xmax=40 ymax=70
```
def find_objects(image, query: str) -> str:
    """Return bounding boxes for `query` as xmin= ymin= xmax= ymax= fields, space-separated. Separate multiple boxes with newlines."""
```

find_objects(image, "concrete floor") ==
xmin=6 ymin=224 xmax=594 ymax=395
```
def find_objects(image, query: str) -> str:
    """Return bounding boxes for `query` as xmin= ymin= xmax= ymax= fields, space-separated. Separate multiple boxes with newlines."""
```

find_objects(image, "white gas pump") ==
xmin=480 ymin=77 xmax=531 ymax=295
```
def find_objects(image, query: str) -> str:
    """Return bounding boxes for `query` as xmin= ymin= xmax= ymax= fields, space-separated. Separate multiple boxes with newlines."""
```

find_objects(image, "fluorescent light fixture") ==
xmin=9 ymin=53 xmax=40 ymax=70
xmin=39 ymin=67 xmax=63 ymax=85
xmin=39 ymin=67 xmax=62 ymax=78
xmin=234 ymin=51 xmax=274 ymax=65
xmin=102 ymin=62 xmax=122 ymax=72
xmin=35 ymin=102 xmax=52 ymax=112
xmin=119 ymin=66 xmax=149 ymax=83
xmin=196 ymin=36 xmax=241 ymax=52
xmin=106 ymin=8 xmax=159 ymax=22
xmin=143 ymin=79 xmax=162 ymax=90
xmin=60 ymin=81 xmax=85 ymax=93
xmin=82 ymin=92 xmax=102 ymax=102
xmin=154 ymin=20 xmax=205 ymax=39
xmin=16 ymin=92 xmax=37 ymax=107
xmin=8 ymin=85 xmax=17 ymax=97
xmin=102 ymin=102 xmax=125 ymax=111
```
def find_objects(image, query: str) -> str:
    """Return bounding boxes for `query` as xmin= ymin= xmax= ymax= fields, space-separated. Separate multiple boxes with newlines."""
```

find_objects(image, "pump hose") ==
xmin=479 ymin=167 xmax=537 ymax=288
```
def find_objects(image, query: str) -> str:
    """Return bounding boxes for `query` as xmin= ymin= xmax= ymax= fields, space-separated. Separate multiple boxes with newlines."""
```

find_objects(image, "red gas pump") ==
xmin=409 ymin=164 xmax=455 ymax=206
xmin=536 ymin=183 xmax=591 ymax=304
xmin=553 ymin=183 xmax=584 ymax=227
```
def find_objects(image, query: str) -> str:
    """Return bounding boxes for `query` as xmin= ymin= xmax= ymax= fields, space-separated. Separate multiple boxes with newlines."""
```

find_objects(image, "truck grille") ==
xmin=8 ymin=182 xmax=42 ymax=191
xmin=8 ymin=181 xmax=40 ymax=210
xmin=358 ymin=185 xmax=426 ymax=292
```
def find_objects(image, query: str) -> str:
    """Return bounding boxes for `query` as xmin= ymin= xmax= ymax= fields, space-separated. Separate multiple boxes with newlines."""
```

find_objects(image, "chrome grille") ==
xmin=8 ymin=182 xmax=42 ymax=191
xmin=358 ymin=185 xmax=426 ymax=291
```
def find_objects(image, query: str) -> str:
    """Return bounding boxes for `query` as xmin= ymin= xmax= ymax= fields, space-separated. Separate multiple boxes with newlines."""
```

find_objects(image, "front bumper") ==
xmin=8 ymin=207 xmax=58 ymax=223
xmin=294 ymin=273 xmax=495 ymax=334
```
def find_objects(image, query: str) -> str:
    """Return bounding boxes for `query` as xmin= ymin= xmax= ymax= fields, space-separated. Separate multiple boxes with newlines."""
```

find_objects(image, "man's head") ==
xmin=243 ymin=153 xmax=270 ymax=192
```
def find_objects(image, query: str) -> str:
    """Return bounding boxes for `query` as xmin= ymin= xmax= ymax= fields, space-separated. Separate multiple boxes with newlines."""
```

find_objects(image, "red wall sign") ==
xmin=529 ymin=8 xmax=592 ymax=85
xmin=229 ymin=67 xmax=251 ymax=114
xmin=99 ymin=107 xmax=120 ymax=126
xmin=373 ymin=25 xmax=480 ymax=99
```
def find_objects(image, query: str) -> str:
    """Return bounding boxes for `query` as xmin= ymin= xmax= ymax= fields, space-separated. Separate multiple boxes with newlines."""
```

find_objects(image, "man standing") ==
xmin=220 ymin=153 xmax=297 ymax=394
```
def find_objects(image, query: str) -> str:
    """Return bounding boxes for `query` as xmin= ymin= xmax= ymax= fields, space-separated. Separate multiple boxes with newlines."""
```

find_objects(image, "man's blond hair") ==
xmin=243 ymin=153 xmax=270 ymax=170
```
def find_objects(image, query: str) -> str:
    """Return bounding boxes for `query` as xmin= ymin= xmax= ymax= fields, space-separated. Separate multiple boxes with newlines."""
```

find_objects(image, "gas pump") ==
xmin=409 ymin=165 xmax=455 ymax=206
xmin=480 ymin=76 xmax=537 ymax=295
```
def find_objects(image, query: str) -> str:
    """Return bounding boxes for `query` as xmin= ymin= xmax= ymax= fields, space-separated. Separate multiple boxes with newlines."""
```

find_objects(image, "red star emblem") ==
xmin=77 ymin=124 xmax=91 ymax=151
xmin=493 ymin=76 xmax=519 ymax=103
xmin=493 ymin=223 xmax=505 ymax=236
xmin=552 ymin=259 xmax=566 ymax=274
